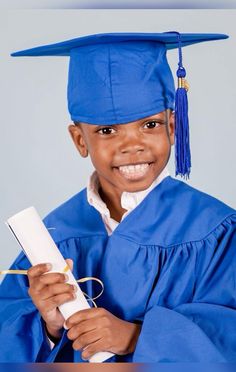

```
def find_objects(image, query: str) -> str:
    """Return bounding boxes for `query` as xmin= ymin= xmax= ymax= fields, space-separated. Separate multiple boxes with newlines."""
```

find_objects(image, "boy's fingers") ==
xmin=67 ymin=318 xmax=98 ymax=341
xmin=80 ymin=338 xmax=106 ymax=360
xmin=30 ymin=273 xmax=69 ymax=294
xmin=71 ymin=328 xmax=101 ymax=351
xmin=27 ymin=263 xmax=52 ymax=279
xmin=28 ymin=264 xmax=68 ymax=293
xmin=40 ymin=283 xmax=77 ymax=301
xmin=39 ymin=272 xmax=69 ymax=285
xmin=45 ymin=292 xmax=77 ymax=312
xmin=66 ymin=307 xmax=105 ymax=327
xmin=28 ymin=264 xmax=52 ymax=289
xmin=65 ymin=258 xmax=73 ymax=271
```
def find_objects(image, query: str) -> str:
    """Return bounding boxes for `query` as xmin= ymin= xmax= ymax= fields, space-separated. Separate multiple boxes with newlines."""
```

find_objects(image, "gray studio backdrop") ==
xmin=0 ymin=10 xmax=235 ymax=273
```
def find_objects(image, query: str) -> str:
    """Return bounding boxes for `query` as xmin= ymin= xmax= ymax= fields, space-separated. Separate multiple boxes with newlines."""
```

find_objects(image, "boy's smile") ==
xmin=115 ymin=162 xmax=153 ymax=181
xmin=68 ymin=110 xmax=174 ymax=220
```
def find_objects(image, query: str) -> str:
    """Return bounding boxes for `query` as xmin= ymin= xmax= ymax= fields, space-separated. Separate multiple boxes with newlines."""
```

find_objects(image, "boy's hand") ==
xmin=65 ymin=308 xmax=142 ymax=360
xmin=27 ymin=259 xmax=76 ymax=340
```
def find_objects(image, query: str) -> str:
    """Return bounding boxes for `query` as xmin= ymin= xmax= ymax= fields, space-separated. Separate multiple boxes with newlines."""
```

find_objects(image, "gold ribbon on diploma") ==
xmin=0 ymin=265 xmax=104 ymax=308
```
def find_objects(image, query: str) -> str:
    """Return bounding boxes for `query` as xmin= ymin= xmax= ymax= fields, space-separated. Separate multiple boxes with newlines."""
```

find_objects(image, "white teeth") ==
xmin=118 ymin=163 xmax=150 ymax=178
xmin=119 ymin=163 xmax=149 ymax=173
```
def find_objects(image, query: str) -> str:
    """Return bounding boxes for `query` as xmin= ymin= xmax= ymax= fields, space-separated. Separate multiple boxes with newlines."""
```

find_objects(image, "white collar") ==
xmin=120 ymin=167 xmax=169 ymax=211
xmin=86 ymin=167 xmax=169 ymax=234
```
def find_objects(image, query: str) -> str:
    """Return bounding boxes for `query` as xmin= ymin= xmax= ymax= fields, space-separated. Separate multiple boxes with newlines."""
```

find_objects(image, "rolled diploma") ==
xmin=6 ymin=206 xmax=114 ymax=363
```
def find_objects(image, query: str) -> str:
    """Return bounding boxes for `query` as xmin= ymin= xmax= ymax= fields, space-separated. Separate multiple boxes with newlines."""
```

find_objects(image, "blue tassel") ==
xmin=174 ymin=36 xmax=191 ymax=179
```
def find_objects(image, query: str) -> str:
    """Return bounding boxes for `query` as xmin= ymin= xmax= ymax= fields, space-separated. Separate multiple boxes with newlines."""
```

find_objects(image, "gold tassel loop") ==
xmin=178 ymin=77 xmax=190 ymax=91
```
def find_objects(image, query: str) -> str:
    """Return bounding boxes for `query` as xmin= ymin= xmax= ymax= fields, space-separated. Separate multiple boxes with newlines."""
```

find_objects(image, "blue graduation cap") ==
xmin=11 ymin=32 xmax=228 ymax=178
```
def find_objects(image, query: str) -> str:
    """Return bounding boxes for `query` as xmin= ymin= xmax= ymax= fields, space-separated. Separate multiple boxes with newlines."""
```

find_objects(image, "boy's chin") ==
xmin=118 ymin=176 xmax=160 ymax=193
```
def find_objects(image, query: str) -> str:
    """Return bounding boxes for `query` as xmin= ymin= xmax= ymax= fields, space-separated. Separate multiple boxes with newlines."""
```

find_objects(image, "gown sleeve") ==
xmin=133 ymin=215 xmax=236 ymax=362
xmin=0 ymin=251 xmax=70 ymax=362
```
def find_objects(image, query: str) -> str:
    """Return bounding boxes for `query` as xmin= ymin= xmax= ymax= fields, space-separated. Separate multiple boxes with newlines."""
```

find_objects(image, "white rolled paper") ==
xmin=6 ymin=206 xmax=114 ymax=363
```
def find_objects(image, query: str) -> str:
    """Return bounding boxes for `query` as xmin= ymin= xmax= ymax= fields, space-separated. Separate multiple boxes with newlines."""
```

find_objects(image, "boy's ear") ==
xmin=168 ymin=110 xmax=175 ymax=146
xmin=68 ymin=124 xmax=89 ymax=157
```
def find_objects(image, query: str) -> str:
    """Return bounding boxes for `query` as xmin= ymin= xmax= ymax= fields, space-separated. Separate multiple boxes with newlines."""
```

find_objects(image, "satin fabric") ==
xmin=0 ymin=176 xmax=236 ymax=362
xmin=11 ymin=33 xmax=228 ymax=125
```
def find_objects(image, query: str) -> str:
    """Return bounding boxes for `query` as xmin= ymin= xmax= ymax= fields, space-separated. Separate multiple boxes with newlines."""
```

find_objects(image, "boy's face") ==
xmin=68 ymin=110 xmax=174 ymax=195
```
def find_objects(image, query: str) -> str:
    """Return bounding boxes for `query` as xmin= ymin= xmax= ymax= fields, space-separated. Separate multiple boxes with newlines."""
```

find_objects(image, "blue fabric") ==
xmin=11 ymin=32 xmax=228 ymax=125
xmin=67 ymin=41 xmax=175 ymax=124
xmin=0 ymin=176 xmax=236 ymax=362
xmin=175 ymin=34 xmax=191 ymax=178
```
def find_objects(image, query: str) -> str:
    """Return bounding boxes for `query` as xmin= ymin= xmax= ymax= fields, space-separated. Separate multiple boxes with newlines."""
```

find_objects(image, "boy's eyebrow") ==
xmin=91 ymin=115 xmax=168 ymax=129
xmin=141 ymin=116 xmax=168 ymax=124
xmin=92 ymin=124 xmax=117 ymax=128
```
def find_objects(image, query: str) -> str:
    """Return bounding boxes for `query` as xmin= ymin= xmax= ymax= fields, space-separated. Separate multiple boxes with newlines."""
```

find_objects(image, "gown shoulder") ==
xmin=114 ymin=176 xmax=236 ymax=246
xmin=43 ymin=187 xmax=106 ymax=243
xmin=43 ymin=176 xmax=236 ymax=247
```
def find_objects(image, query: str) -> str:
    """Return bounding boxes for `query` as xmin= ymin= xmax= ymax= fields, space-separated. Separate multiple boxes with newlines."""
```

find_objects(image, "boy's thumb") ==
xmin=65 ymin=258 xmax=73 ymax=271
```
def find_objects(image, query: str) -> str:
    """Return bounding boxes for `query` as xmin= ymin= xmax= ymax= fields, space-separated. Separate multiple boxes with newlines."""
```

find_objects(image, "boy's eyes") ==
xmin=97 ymin=127 xmax=116 ymax=135
xmin=143 ymin=121 xmax=162 ymax=129
xmin=96 ymin=120 xmax=163 ymax=135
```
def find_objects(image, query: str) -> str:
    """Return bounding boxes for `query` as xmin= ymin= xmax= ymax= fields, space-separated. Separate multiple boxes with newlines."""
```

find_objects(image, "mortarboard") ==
xmin=11 ymin=32 xmax=228 ymax=178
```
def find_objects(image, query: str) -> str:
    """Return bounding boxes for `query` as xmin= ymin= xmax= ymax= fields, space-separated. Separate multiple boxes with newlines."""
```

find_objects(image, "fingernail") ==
xmin=64 ymin=274 xmax=69 ymax=281
xmin=46 ymin=263 xmax=52 ymax=270
xmin=73 ymin=285 xmax=78 ymax=292
xmin=63 ymin=321 xmax=69 ymax=330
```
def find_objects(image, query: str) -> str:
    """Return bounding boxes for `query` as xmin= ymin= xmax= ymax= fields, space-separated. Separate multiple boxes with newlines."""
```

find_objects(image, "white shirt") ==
xmin=87 ymin=166 xmax=169 ymax=235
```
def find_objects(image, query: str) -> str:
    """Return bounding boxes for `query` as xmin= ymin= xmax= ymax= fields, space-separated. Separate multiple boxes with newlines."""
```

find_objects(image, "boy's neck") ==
xmin=98 ymin=186 xmax=127 ymax=222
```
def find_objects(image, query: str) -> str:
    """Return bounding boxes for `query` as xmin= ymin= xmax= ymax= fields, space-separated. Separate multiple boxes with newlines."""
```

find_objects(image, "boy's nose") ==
xmin=119 ymin=133 xmax=145 ymax=154
xmin=120 ymin=143 xmax=145 ymax=154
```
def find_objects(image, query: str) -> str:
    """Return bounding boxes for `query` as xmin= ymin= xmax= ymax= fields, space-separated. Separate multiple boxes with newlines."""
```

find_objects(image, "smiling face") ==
xmin=68 ymin=110 xmax=174 ymax=197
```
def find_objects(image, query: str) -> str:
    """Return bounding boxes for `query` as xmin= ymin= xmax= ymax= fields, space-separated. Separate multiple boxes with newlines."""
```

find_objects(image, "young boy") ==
xmin=0 ymin=32 xmax=236 ymax=363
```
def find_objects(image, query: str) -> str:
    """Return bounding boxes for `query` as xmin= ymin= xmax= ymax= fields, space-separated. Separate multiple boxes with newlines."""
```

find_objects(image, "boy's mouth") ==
xmin=115 ymin=162 xmax=153 ymax=180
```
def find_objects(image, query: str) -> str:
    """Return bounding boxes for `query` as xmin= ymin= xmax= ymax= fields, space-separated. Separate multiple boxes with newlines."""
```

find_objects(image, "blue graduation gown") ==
xmin=0 ymin=176 xmax=236 ymax=362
